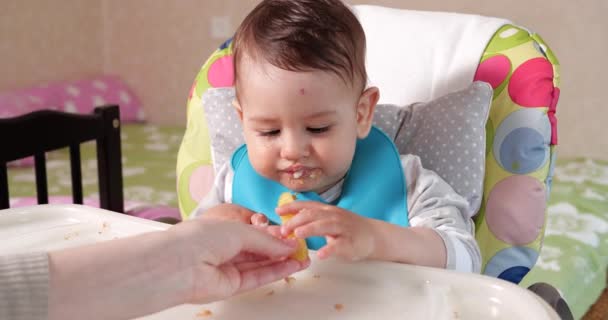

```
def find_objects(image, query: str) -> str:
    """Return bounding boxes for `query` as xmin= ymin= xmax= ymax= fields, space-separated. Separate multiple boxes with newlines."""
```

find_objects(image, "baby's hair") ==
xmin=232 ymin=0 xmax=367 ymax=91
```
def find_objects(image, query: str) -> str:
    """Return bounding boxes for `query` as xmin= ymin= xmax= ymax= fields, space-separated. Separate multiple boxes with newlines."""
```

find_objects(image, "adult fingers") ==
xmin=266 ymin=225 xmax=283 ymax=238
xmin=251 ymin=224 xmax=288 ymax=239
xmin=237 ymin=225 xmax=298 ymax=260
xmin=237 ymin=259 xmax=310 ymax=293
xmin=229 ymin=252 xmax=272 ymax=264
xmin=234 ymin=259 xmax=280 ymax=271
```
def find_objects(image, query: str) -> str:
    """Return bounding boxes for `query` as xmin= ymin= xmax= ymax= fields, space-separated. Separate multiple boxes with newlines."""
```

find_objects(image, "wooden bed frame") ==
xmin=0 ymin=105 xmax=124 ymax=213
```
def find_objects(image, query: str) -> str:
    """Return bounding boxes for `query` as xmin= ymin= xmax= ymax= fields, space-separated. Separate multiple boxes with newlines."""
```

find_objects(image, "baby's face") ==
xmin=235 ymin=59 xmax=372 ymax=194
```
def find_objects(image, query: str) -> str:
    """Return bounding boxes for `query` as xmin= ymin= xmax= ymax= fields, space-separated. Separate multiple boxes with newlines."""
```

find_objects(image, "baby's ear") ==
xmin=356 ymin=86 xmax=380 ymax=138
xmin=232 ymin=99 xmax=243 ymax=121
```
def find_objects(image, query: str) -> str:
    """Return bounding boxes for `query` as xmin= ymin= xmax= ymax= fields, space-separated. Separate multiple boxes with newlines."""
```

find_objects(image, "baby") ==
xmin=193 ymin=0 xmax=480 ymax=272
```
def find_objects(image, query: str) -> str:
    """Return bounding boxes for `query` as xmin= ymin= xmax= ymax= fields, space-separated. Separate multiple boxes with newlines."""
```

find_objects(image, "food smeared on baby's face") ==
xmin=288 ymin=168 xmax=321 ymax=185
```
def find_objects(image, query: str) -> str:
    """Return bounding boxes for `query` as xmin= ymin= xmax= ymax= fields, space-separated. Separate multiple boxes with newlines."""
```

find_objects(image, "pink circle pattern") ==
xmin=485 ymin=175 xmax=546 ymax=245
xmin=474 ymin=55 xmax=511 ymax=89
xmin=508 ymin=57 xmax=555 ymax=108
xmin=207 ymin=56 xmax=235 ymax=88
xmin=188 ymin=165 xmax=216 ymax=203
xmin=474 ymin=56 xmax=558 ymax=145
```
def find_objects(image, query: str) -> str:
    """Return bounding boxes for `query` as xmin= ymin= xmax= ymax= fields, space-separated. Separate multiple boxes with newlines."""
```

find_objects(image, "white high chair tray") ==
xmin=0 ymin=204 xmax=559 ymax=320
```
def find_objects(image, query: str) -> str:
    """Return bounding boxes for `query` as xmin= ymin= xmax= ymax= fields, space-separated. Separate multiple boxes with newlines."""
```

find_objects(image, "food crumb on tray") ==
xmin=334 ymin=303 xmax=344 ymax=311
xmin=196 ymin=309 xmax=213 ymax=317
xmin=63 ymin=231 xmax=79 ymax=240
xmin=284 ymin=276 xmax=296 ymax=284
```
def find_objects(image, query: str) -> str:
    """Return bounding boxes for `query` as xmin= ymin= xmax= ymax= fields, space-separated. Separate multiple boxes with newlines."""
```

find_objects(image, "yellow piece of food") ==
xmin=277 ymin=192 xmax=309 ymax=261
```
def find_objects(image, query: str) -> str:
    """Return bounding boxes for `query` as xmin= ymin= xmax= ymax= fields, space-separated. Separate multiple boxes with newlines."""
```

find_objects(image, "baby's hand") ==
xmin=249 ymin=213 xmax=288 ymax=241
xmin=276 ymin=201 xmax=376 ymax=261
xmin=200 ymin=203 xmax=256 ymax=224
xmin=250 ymin=213 xmax=269 ymax=226
xmin=277 ymin=193 xmax=309 ymax=262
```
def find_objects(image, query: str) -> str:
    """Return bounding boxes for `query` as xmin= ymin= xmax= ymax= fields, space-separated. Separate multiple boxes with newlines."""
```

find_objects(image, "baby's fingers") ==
xmin=275 ymin=201 xmax=329 ymax=216
xmin=291 ymin=218 xmax=344 ymax=239
xmin=317 ymin=243 xmax=336 ymax=260
xmin=280 ymin=209 xmax=322 ymax=236
xmin=250 ymin=213 xmax=269 ymax=226
xmin=318 ymin=239 xmax=360 ymax=261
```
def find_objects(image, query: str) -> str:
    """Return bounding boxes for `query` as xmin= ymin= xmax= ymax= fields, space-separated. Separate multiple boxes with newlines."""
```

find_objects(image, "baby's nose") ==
xmin=280 ymin=133 xmax=310 ymax=160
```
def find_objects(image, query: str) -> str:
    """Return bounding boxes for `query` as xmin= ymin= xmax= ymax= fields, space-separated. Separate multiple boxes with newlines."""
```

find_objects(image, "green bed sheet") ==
xmin=522 ymin=158 xmax=608 ymax=319
xmin=7 ymin=124 xmax=183 ymax=208
xmin=7 ymin=124 xmax=608 ymax=318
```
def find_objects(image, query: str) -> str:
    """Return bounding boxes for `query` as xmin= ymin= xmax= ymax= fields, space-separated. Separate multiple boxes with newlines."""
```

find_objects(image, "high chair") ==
xmin=176 ymin=4 xmax=560 ymax=289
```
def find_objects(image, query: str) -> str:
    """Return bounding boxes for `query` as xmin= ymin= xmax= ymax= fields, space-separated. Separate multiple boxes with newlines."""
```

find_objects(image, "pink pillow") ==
xmin=54 ymin=75 xmax=145 ymax=122
xmin=0 ymin=85 xmax=60 ymax=118
xmin=0 ymin=85 xmax=56 ymax=167
xmin=1 ymin=75 xmax=145 ymax=167
xmin=7 ymin=157 xmax=36 ymax=168
xmin=0 ymin=75 xmax=144 ymax=122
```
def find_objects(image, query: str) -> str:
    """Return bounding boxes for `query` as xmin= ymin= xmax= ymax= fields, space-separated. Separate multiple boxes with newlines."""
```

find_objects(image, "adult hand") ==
xmin=169 ymin=218 xmax=310 ymax=304
xmin=276 ymin=201 xmax=376 ymax=261
xmin=49 ymin=214 xmax=309 ymax=320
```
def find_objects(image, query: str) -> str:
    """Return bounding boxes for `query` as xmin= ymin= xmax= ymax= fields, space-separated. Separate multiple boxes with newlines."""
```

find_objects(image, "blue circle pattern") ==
xmin=484 ymin=246 xmax=539 ymax=284
xmin=493 ymin=109 xmax=551 ymax=174
xmin=499 ymin=127 xmax=547 ymax=174
xmin=498 ymin=266 xmax=530 ymax=283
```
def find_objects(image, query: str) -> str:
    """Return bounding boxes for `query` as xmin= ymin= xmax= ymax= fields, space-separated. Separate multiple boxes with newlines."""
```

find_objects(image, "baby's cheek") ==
xmin=324 ymin=152 xmax=353 ymax=177
xmin=248 ymin=153 xmax=278 ymax=180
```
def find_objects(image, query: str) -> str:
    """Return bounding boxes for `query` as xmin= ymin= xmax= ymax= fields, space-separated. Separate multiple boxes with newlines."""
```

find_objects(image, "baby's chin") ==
xmin=279 ymin=178 xmax=315 ymax=193
xmin=278 ymin=177 xmax=334 ymax=195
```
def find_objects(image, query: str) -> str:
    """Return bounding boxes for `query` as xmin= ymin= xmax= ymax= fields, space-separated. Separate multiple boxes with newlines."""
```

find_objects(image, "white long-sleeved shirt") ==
xmin=192 ymin=154 xmax=481 ymax=273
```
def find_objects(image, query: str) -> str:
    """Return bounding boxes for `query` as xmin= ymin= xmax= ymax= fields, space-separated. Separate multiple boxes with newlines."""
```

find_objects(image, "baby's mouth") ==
xmin=292 ymin=169 xmax=317 ymax=179
xmin=284 ymin=167 xmax=319 ymax=182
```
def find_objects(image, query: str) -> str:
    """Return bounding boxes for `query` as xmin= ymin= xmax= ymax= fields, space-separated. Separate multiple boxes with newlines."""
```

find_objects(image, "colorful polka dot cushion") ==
xmin=472 ymin=25 xmax=559 ymax=283
xmin=177 ymin=25 xmax=560 ymax=284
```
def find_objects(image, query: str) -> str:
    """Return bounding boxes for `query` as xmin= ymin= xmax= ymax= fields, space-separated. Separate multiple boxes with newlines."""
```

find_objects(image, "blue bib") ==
xmin=231 ymin=126 xmax=408 ymax=250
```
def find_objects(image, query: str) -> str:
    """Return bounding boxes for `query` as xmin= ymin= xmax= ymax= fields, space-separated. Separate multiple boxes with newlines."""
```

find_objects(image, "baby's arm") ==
xmin=277 ymin=155 xmax=480 ymax=271
xmin=394 ymin=154 xmax=480 ymax=272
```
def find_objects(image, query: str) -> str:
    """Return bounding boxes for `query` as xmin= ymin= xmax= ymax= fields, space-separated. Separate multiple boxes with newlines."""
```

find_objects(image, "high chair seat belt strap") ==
xmin=231 ymin=126 xmax=409 ymax=250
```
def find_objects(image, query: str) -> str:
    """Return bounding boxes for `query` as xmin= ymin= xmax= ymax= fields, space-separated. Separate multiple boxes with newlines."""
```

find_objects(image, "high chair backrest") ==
xmin=176 ymin=4 xmax=560 ymax=284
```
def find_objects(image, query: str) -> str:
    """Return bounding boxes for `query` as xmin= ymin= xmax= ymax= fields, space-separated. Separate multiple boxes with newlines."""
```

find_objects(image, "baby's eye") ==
xmin=307 ymin=126 xmax=330 ymax=134
xmin=259 ymin=129 xmax=280 ymax=137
